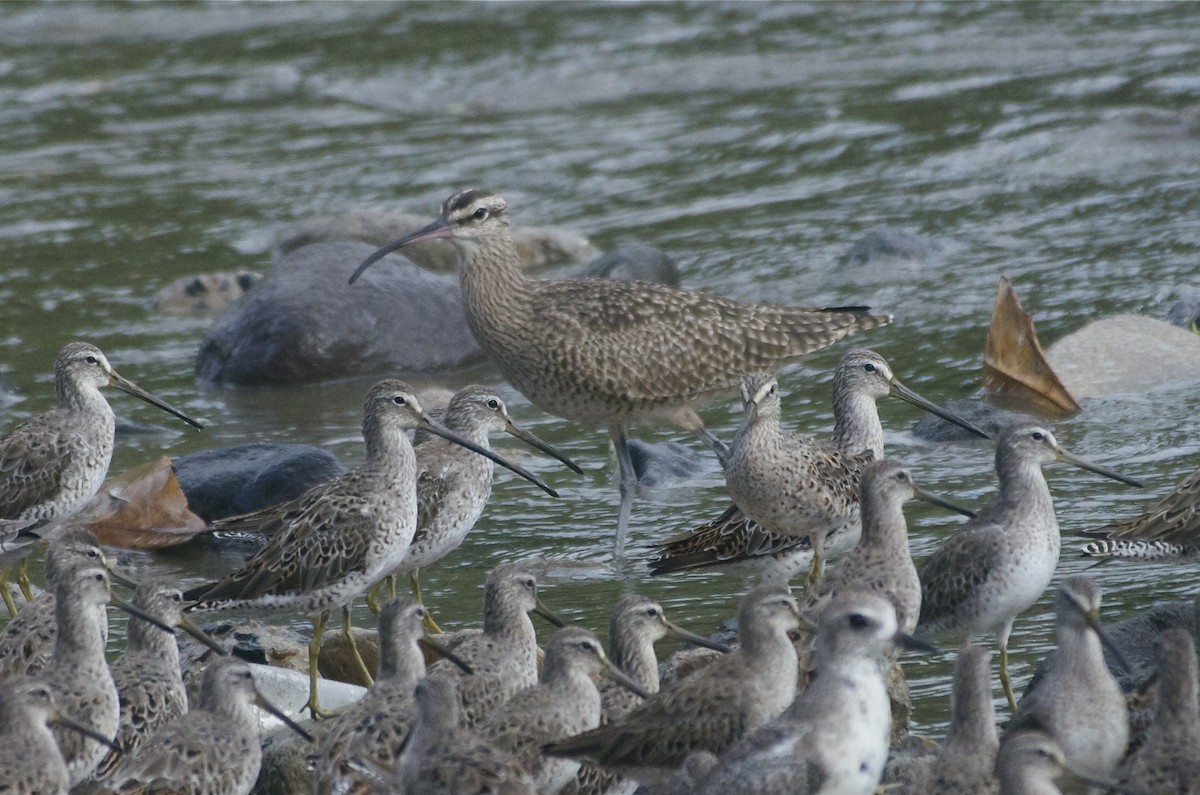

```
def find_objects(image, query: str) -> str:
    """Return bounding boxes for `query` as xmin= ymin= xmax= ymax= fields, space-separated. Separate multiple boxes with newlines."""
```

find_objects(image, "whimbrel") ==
xmin=650 ymin=350 xmax=986 ymax=582
xmin=915 ymin=423 xmax=1140 ymax=712
xmin=350 ymin=190 xmax=892 ymax=551
xmin=546 ymin=584 xmax=800 ymax=785
xmin=1081 ymin=462 xmax=1200 ymax=559
xmin=184 ymin=380 xmax=552 ymax=717
xmin=0 ymin=342 xmax=202 ymax=613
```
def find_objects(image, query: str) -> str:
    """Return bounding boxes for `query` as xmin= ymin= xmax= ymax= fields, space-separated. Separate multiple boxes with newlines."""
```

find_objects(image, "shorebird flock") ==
xmin=1 ymin=189 xmax=1196 ymax=794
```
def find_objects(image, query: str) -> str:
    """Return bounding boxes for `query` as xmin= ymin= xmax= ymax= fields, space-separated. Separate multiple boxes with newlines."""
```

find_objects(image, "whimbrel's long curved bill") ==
xmin=889 ymin=378 xmax=990 ymax=440
xmin=109 ymin=370 xmax=205 ymax=430
xmin=418 ymin=415 xmax=561 ymax=498
xmin=348 ymin=218 xmax=451 ymax=285
xmin=505 ymin=418 xmax=584 ymax=475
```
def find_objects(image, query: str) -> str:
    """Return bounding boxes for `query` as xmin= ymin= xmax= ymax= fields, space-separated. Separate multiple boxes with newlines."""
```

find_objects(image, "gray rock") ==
xmin=912 ymin=398 xmax=1027 ymax=443
xmin=841 ymin=228 xmax=943 ymax=266
xmin=196 ymin=242 xmax=482 ymax=384
xmin=174 ymin=443 xmax=346 ymax=522
xmin=581 ymin=240 xmax=680 ymax=286
xmin=1045 ymin=314 xmax=1200 ymax=398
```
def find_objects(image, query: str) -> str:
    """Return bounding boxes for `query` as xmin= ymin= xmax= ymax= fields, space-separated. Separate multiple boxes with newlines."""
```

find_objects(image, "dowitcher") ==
xmin=97 ymin=656 xmax=313 ymax=795
xmin=183 ymin=380 xmax=553 ymax=717
xmin=995 ymin=728 xmax=1117 ymax=795
xmin=693 ymin=593 xmax=935 ymax=795
xmin=95 ymin=577 xmax=227 ymax=780
xmin=0 ymin=677 xmax=122 ymax=795
xmin=0 ymin=342 xmax=203 ymax=613
xmin=1081 ymin=463 xmax=1200 ymax=559
xmin=924 ymin=645 xmax=1000 ymax=795
xmin=915 ymin=422 xmax=1141 ymax=712
xmin=1011 ymin=577 xmax=1129 ymax=791
xmin=312 ymin=597 xmax=471 ymax=795
xmin=479 ymin=626 xmax=649 ymax=794
xmin=650 ymin=350 xmax=987 ymax=583
xmin=350 ymin=190 xmax=892 ymax=550
xmin=426 ymin=564 xmax=563 ymax=728
xmin=33 ymin=562 xmax=177 ymax=787
xmin=546 ymin=584 xmax=800 ymax=785
xmin=375 ymin=384 xmax=580 ymax=626
xmin=394 ymin=676 xmax=536 ymax=795
xmin=800 ymin=459 xmax=975 ymax=638
xmin=0 ymin=529 xmax=108 ymax=678
xmin=1124 ymin=628 xmax=1200 ymax=793
xmin=568 ymin=595 xmax=730 ymax=795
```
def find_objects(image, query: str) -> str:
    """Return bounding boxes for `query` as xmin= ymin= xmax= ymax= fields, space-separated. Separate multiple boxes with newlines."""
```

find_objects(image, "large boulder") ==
xmin=196 ymin=242 xmax=481 ymax=384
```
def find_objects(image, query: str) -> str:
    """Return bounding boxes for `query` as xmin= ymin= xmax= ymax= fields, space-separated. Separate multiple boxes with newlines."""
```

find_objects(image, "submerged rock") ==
xmin=581 ymin=239 xmax=680 ymax=286
xmin=174 ymin=443 xmax=346 ymax=522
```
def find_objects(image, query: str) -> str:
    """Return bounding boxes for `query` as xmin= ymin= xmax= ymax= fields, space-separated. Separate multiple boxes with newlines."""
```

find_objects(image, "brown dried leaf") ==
xmin=982 ymin=276 xmax=1081 ymax=417
xmin=78 ymin=456 xmax=207 ymax=548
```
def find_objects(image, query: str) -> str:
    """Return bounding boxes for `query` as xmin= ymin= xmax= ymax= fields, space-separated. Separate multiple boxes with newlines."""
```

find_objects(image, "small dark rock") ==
xmin=581 ymin=240 xmax=680 ymax=286
xmin=912 ymin=398 xmax=1027 ymax=443
xmin=627 ymin=439 xmax=709 ymax=487
xmin=174 ymin=443 xmax=346 ymax=522
xmin=841 ymin=228 xmax=943 ymax=266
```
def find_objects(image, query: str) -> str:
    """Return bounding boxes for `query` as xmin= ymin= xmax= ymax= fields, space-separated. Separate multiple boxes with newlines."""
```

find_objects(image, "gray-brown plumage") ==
xmin=0 ymin=529 xmax=108 ymax=678
xmin=649 ymin=349 xmax=987 ymax=582
xmin=184 ymin=381 xmax=550 ymax=716
xmin=427 ymin=565 xmax=554 ymax=728
xmin=1082 ymin=464 xmax=1200 ymax=559
xmin=1123 ymin=628 xmax=1200 ymax=794
xmin=396 ymin=676 xmax=536 ymax=795
xmin=995 ymin=729 xmax=1078 ymax=795
xmin=1012 ymin=577 xmax=1128 ymax=788
xmin=350 ymin=190 xmax=891 ymax=549
xmin=916 ymin=423 xmax=1141 ymax=712
xmin=93 ymin=578 xmax=194 ymax=781
xmin=35 ymin=562 xmax=120 ymax=787
xmin=902 ymin=645 xmax=1000 ymax=795
xmin=94 ymin=657 xmax=298 ymax=795
xmin=567 ymin=595 xmax=729 ymax=795
xmin=0 ymin=678 xmax=75 ymax=795
xmin=480 ymin=627 xmax=647 ymax=794
xmin=545 ymin=584 xmax=801 ymax=785
xmin=694 ymin=593 xmax=929 ymax=795
xmin=312 ymin=597 xmax=437 ymax=795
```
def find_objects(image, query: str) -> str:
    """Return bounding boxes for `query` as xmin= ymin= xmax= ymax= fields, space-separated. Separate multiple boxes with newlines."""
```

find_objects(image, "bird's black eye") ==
xmin=1031 ymin=431 xmax=1045 ymax=441
xmin=85 ymin=355 xmax=98 ymax=364
xmin=473 ymin=207 xmax=489 ymax=221
xmin=393 ymin=395 xmax=407 ymax=405
xmin=768 ymin=383 xmax=777 ymax=395
xmin=487 ymin=399 xmax=500 ymax=410
xmin=896 ymin=471 xmax=910 ymax=482
xmin=645 ymin=608 xmax=659 ymax=617
xmin=848 ymin=613 xmax=870 ymax=629
xmin=863 ymin=363 xmax=876 ymax=373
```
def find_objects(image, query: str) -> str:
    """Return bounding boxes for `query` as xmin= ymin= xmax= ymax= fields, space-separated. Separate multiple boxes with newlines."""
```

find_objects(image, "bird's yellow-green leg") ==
xmin=999 ymin=643 xmax=1018 ymax=713
xmin=0 ymin=568 xmax=18 ymax=618
xmin=14 ymin=558 xmax=33 ymax=604
xmin=410 ymin=569 xmax=444 ymax=634
xmin=343 ymin=605 xmax=374 ymax=687
xmin=804 ymin=533 xmax=826 ymax=591
xmin=386 ymin=574 xmax=397 ymax=600
xmin=365 ymin=582 xmax=383 ymax=615
xmin=307 ymin=612 xmax=333 ymax=719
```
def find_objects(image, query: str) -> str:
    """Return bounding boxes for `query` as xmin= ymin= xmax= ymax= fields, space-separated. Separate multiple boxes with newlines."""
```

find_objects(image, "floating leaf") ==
xmin=982 ymin=276 xmax=1081 ymax=417
xmin=78 ymin=456 xmax=207 ymax=548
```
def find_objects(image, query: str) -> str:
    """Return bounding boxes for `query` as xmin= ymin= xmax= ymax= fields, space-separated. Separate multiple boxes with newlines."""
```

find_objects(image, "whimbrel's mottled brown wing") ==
xmin=1083 ymin=467 xmax=1200 ymax=547
xmin=531 ymin=279 xmax=889 ymax=405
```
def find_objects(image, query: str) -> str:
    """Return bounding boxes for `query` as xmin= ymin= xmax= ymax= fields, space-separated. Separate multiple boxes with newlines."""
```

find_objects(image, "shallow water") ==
xmin=2 ymin=1 xmax=1200 ymax=737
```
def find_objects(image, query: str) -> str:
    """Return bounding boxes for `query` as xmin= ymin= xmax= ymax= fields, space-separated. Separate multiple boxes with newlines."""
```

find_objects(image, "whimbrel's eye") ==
xmin=473 ymin=207 xmax=489 ymax=221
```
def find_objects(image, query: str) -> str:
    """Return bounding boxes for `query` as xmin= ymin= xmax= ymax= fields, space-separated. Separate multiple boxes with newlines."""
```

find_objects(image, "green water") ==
xmin=2 ymin=1 xmax=1200 ymax=734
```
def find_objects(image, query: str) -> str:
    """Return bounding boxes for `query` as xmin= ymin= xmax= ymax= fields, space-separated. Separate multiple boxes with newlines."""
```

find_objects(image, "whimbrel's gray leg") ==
xmin=610 ymin=423 xmax=637 ymax=557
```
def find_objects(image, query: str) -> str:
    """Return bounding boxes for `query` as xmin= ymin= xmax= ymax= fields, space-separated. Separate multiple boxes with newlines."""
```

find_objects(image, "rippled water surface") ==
xmin=3 ymin=2 xmax=1200 ymax=733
